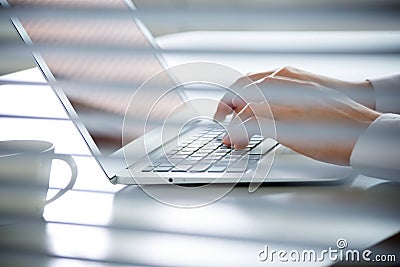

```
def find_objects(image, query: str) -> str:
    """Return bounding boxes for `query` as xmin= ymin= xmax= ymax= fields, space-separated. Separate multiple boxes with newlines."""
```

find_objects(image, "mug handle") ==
xmin=44 ymin=154 xmax=78 ymax=205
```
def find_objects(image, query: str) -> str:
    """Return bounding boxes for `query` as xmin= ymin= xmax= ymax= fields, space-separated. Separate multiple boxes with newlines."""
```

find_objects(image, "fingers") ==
xmin=223 ymin=102 xmax=274 ymax=149
xmin=231 ymin=71 xmax=275 ymax=89
xmin=214 ymin=71 xmax=276 ymax=121
xmin=231 ymin=76 xmax=295 ymax=108
xmin=223 ymin=117 xmax=259 ymax=149
xmin=223 ymin=103 xmax=254 ymax=148
xmin=246 ymin=66 xmax=322 ymax=86
xmin=214 ymin=91 xmax=257 ymax=122
xmin=214 ymin=91 xmax=235 ymax=121
xmin=214 ymin=69 xmax=318 ymax=123
xmin=223 ymin=103 xmax=252 ymax=148
xmin=244 ymin=68 xmax=283 ymax=80
xmin=230 ymin=77 xmax=274 ymax=111
xmin=262 ymin=66 xmax=347 ymax=91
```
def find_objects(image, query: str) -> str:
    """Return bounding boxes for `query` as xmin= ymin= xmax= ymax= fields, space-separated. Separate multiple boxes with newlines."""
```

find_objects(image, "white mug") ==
xmin=0 ymin=140 xmax=77 ymax=219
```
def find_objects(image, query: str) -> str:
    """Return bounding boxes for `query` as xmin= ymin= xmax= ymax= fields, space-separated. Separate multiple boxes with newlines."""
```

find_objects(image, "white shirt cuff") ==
xmin=368 ymin=74 xmax=400 ymax=113
xmin=350 ymin=113 xmax=400 ymax=181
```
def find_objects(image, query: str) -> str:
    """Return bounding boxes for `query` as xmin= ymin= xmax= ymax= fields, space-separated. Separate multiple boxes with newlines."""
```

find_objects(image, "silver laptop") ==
xmin=7 ymin=0 xmax=353 ymax=186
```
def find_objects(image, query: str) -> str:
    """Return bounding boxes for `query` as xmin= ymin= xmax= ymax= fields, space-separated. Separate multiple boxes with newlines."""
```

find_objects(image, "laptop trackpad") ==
xmin=266 ymin=149 xmax=353 ymax=182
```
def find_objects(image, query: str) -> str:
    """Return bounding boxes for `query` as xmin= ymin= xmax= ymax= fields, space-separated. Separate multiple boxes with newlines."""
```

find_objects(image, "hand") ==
xmin=214 ymin=74 xmax=381 ymax=166
xmin=214 ymin=66 xmax=375 ymax=121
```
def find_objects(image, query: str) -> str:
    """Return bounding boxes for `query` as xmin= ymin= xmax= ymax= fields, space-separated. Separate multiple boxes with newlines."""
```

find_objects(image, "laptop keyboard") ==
xmin=141 ymin=125 xmax=275 ymax=173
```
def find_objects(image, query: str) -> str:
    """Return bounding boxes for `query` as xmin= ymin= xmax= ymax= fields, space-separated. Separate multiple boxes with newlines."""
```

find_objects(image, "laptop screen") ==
xmin=11 ymin=0 xmax=184 ymax=156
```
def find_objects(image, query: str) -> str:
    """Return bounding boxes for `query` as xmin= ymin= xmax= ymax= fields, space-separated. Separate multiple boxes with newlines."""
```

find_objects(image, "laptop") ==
xmin=7 ymin=0 xmax=353 ymax=187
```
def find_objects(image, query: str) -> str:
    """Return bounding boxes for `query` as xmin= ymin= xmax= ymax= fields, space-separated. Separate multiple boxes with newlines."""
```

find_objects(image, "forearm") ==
xmin=343 ymin=80 xmax=375 ymax=110
xmin=316 ymin=78 xmax=376 ymax=111
xmin=260 ymin=67 xmax=377 ymax=110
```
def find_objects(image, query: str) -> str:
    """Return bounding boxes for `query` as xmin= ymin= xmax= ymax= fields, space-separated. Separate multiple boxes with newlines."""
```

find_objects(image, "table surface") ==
xmin=1 ymin=31 xmax=400 ymax=267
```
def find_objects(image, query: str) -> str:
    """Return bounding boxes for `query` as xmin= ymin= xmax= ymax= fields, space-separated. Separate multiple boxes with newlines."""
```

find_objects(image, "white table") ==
xmin=1 ymin=31 xmax=399 ymax=266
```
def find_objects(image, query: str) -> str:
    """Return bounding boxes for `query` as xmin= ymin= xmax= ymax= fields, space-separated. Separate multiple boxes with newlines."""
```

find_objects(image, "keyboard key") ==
xmin=170 ymin=154 xmax=186 ymax=159
xmin=200 ymin=158 xmax=219 ymax=164
xmin=204 ymin=154 xmax=223 ymax=161
xmin=169 ymin=159 xmax=183 ymax=166
xmin=153 ymin=166 xmax=172 ymax=172
xmin=178 ymin=151 xmax=193 ymax=155
xmin=158 ymin=162 xmax=174 ymax=167
xmin=251 ymin=136 xmax=264 ymax=141
xmin=187 ymin=156 xmax=203 ymax=161
xmin=171 ymin=164 xmax=192 ymax=172
xmin=248 ymin=155 xmax=262 ymax=161
xmin=166 ymin=150 xmax=179 ymax=155
xmin=225 ymin=167 xmax=246 ymax=173
xmin=219 ymin=159 xmax=234 ymax=166
xmin=141 ymin=165 xmax=155 ymax=172
xmin=203 ymin=143 xmax=220 ymax=149
xmin=231 ymin=149 xmax=250 ymax=155
xmin=191 ymin=151 xmax=209 ymax=157
xmin=207 ymin=165 xmax=227 ymax=172
xmin=145 ymin=124 xmax=273 ymax=174
xmin=226 ymin=154 xmax=243 ymax=160
xmin=249 ymin=138 xmax=277 ymax=155
xmin=190 ymin=162 xmax=211 ymax=172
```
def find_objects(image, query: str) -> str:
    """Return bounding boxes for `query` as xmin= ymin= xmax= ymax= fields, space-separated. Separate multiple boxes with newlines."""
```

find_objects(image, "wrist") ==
xmin=352 ymin=80 xmax=376 ymax=110
xmin=363 ymin=109 xmax=381 ymax=125
xmin=352 ymin=103 xmax=381 ymax=127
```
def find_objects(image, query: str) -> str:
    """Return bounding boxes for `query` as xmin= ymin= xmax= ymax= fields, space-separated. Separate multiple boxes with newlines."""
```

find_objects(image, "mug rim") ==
xmin=0 ymin=140 xmax=55 ymax=157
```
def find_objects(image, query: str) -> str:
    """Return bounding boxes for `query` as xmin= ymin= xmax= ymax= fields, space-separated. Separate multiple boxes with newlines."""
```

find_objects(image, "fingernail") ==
xmin=222 ymin=135 xmax=231 ymax=146
xmin=234 ymin=143 xmax=248 ymax=150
